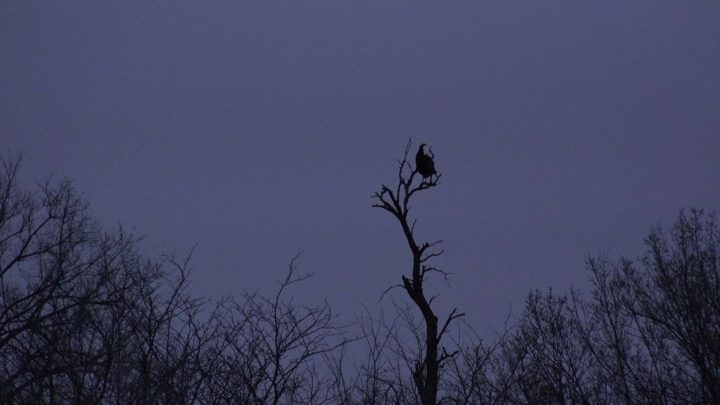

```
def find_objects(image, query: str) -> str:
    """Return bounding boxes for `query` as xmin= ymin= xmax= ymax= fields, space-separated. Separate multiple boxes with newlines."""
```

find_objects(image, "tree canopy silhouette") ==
xmin=2 ymin=151 xmax=718 ymax=404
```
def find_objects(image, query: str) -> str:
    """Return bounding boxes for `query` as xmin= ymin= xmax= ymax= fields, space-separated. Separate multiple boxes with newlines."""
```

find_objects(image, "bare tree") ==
xmin=5 ymin=151 xmax=718 ymax=405
xmin=0 ymin=156 xmax=221 ymax=404
xmin=578 ymin=209 xmax=720 ymax=404
xmin=198 ymin=254 xmax=347 ymax=405
xmin=372 ymin=141 xmax=464 ymax=405
xmin=494 ymin=209 xmax=720 ymax=405
xmin=0 ymin=156 xmax=140 ymax=402
xmin=0 ymin=156 xmax=351 ymax=404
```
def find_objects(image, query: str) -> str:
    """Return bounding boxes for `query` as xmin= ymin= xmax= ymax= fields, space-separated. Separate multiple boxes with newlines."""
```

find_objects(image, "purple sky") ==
xmin=2 ymin=1 xmax=719 ymax=333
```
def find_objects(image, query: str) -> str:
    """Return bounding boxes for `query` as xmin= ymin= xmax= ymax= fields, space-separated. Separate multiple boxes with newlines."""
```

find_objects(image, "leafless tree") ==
xmin=575 ymin=209 xmax=720 ymax=404
xmin=4 ymin=150 xmax=719 ymax=405
xmin=371 ymin=140 xmax=464 ymax=405
xmin=0 ymin=156 xmax=139 ymax=402
xmin=198 ymin=254 xmax=347 ymax=405
xmin=494 ymin=209 xmax=720 ymax=405
xmin=325 ymin=304 xmax=413 ymax=404
xmin=0 ymin=156 xmax=349 ymax=404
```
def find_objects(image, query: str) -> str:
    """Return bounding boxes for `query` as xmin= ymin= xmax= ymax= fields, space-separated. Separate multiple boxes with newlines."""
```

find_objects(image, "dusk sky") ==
xmin=2 ymin=1 xmax=719 ymax=334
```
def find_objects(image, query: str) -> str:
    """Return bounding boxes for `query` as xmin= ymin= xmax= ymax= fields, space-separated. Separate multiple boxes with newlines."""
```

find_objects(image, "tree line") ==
xmin=1 ymin=152 xmax=718 ymax=404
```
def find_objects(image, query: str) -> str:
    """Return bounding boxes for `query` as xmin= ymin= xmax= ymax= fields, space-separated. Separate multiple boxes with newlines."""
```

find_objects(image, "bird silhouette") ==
xmin=415 ymin=143 xmax=436 ymax=180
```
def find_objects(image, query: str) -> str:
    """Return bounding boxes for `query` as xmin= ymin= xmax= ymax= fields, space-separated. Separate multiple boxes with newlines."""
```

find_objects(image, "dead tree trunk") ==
xmin=372 ymin=141 xmax=464 ymax=405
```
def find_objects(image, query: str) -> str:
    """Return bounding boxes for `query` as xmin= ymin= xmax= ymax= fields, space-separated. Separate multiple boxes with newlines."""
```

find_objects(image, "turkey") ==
xmin=415 ymin=143 xmax=436 ymax=180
